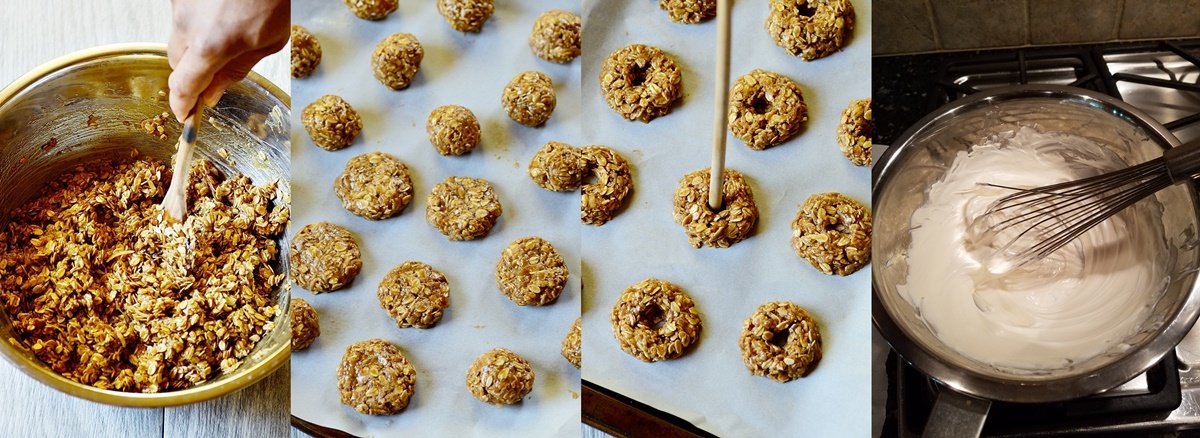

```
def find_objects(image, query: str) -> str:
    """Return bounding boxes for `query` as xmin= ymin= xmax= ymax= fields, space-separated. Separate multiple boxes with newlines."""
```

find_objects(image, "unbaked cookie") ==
xmin=496 ymin=237 xmax=568 ymax=306
xmin=765 ymin=0 xmax=855 ymax=61
xmin=599 ymin=44 xmax=682 ymax=123
xmin=301 ymin=95 xmax=362 ymax=151
xmin=581 ymin=146 xmax=632 ymax=226
xmin=377 ymin=261 xmax=451 ymax=329
xmin=290 ymin=25 xmax=321 ymax=78
xmin=739 ymin=301 xmax=822 ymax=382
xmin=727 ymin=69 xmax=807 ymax=150
xmin=502 ymin=71 xmax=556 ymax=126
xmin=838 ymin=98 xmax=872 ymax=166
xmin=289 ymin=222 xmax=363 ymax=293
xmin=426 ymin=105 xmax=481 ymax=156
xmin=466 ymin=348 xmax=534 ymax=405
xmin=337 ymin=339 xmax=416 ymax=415
xmin=426 ymin=176 xmax=503 ymax=240
xmin=334 ymin=151 xmax=413 ymax=220
xmin=528 ymin=141 xmax=585 ymax=192
xmin=791 ymin=192 xmax=871 ymax=276
xmin=372 ymin=33 xmax=424 ymax=90
xmin=437 ymin=0 xmax=493 ymax=32
xmin=562 ymin=318 xmax=581 ymax=368
xmin=290 ymin=298 xmax=320 ymax=351
xmin=672 ymin=168 xmax=759 ymax=248
xmin=529 ymin=10 xmax=582 ymax=63
xmin=610 ymin=278 xmax=702 ymax=362
xmin=344 ymin=0 xmax=397 ymax=20
xmin=659 ymin=0 xmax=716 ymax=24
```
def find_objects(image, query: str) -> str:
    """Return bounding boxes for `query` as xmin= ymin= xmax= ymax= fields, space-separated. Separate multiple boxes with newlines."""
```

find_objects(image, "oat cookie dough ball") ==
xmin=528 ymin=141 xmax=585 ymax=192
xmin=791 ymin=192 xmax=871 ymax=275
xmin=290 ymin=222 xmax=363 ymax=293
xmin=740 ymin=301 xmax=822 ymax=382
xmin=378 ymin=261 xmax=451 ymax=329
xmin=838 ymin=98 xmax=872 ymax=166
xmin=600 ymin=44 xmax=682 ymax=123
xmin=562 ymin=318 xmax=582 ymax=368
xmin=529 ymin=10 xmax=582 ymax=63
xmin=728 ymin=69 xmax=807 ymax=150
xmin=610 ymin=278 xmax=702 ymax=362
xmin=337 ymin=339 xmax=416 ymax=415
xmin=437 ymin=0 xmax=493 ymax=32
xmin=672 ymin=168 xmax=759 ymax=248
xmin=581 ymin=146 xmax=633 ymax=225
xmin=426 ymin=105 xmax=481 ymax=156
xmin=660 ymin=0 xmax=716 ymax=24
xmin=496 ymin=237 xmax=568 ymax=306
xmin=502 ymin=71 xmax=557 ymax=127
xmin=302 ymin=95 xmax=362 ymax=151
xmin=372 ymin=33 xmax=424 ymax=90
xmin=426 ymin=176 xmax=503 ymax=240
xmin=334 ymin=152 xmax=414 ymax=220
xmin=466 ymin=348 xmax=535 ymax=405
xmin=344 ymin=0 xmax=397 ymax=20
xmin=765 ymin=0 xmax=855 ymax=61
xmin=291 ymin=298 xmax=321 ymax=351
xmin=290 ymin=25 xmax=322 ymax=78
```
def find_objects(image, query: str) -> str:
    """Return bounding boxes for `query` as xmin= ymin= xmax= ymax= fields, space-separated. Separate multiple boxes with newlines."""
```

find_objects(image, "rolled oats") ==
xmin=426 ymin=105 xmax=481 ymax=156
xmin=337 ymin=339 xmax=416 ymax=415
xmin=291 ymin=298 xmax=321 ymax=351
xmin=739 ymin=301 xmax=822 ymax=382
xmin=141 ymin=112 xmax=173 ymax=141
xmin=289 ymin=222 xmax=363 ymax=292
xmin=791 ymin=192 xmax=871 ymax=276
xmin=659 ymin=0 xmax=716 ymax=24
xmin=344 ymin=0 xmax=397 ymax=20
xmin=528 ymin=141 xmax=585 ymax=192
xmin=496 ymin=237 xmax=568 ymax=306
xmin=837 ymin=98 xmax=872 ymax=166
xmin=529 ymin=10 xmax=582 ymax=63
xmin=672 ymin=168 xmax=759 ymax=248
xmin=372 ymin=33 xmax=424 ymax=91
xmin=599 ymin=44 xmax=682 ymax=123
xmin=609 ymin=278 xmax=702 ymax=362
xmin=765 ymin=0 xmax=855 ymax=61
xmin=727 ymin=69 xmax=807 ymax=150
xmin=562 ymin=318 xmax=581 ymax=369
xmin=377 ymin=261 xmax=450 ymax=329
xmin=502 ymin=71 xmax=557 ymax=127
xmin=333 ymin=151 xmax=414 ymax=220
xmin=301 ymin=95 xmax=362 ymax=151
xmin=466 ymin=348 xmax=534 ymax=405
xmin=425 ymin=176 xmax=503 ymax=241
xmin=581 ymin=146 xmax=632 ymax=225
xmin=290 ymin=25 xmax=322 ymax=79
xmin=437 ymin=0 xmax=494 ymax=32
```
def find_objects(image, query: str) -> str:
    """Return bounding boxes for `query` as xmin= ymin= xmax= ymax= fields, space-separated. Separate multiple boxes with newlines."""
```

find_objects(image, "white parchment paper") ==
xmin=289 ymin=1 xmax=582 ymax=436
xmin=580 ymin=0 xmax=873 ymax=436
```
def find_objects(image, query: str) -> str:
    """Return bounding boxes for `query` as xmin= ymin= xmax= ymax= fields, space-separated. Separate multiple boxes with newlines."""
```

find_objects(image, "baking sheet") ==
xmin=580 ymin=0 xmax=872 ymax=436
xmin=289 ymin=1 xmax=581 ymax=436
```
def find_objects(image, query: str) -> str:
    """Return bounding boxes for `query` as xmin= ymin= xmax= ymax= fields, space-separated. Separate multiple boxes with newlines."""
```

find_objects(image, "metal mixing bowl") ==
xmin=873 ymin=85 xmax=1200 ymax=403
xmin=0 ymin=44 xmax=290 ymax=406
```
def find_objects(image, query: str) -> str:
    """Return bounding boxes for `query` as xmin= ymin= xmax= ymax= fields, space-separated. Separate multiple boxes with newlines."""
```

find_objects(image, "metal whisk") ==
xmin=969 ymin=138 xmax=1200 ymax=274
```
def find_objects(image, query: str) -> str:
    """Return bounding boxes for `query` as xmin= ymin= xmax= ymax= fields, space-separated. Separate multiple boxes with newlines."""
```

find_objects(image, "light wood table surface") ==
xmin=0 ymin=1 xmax=290 ymax=437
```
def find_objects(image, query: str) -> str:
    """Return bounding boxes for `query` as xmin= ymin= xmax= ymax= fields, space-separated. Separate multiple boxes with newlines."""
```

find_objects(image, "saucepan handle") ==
xmin=922 ymin=388 xmax=992 ymax=438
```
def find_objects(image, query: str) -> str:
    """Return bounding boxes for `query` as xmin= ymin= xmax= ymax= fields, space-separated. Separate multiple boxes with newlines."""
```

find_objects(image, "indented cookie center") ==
xmin=770 ymin=327 xmax=792 ymax=347
xmin=639 ymin=303 xmax=666 ymax=330
xmin=749 ymin=93 xmax=771 ymax=115
xmin=628 ymin=62 xmax=650 ymax=86
xmin=794 ymin=1 xmax=817 ymax=17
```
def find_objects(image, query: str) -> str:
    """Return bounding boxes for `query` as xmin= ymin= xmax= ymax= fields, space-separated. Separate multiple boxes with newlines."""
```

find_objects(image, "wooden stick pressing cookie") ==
xmin=709 ymin=0 xmax=731 ymax=211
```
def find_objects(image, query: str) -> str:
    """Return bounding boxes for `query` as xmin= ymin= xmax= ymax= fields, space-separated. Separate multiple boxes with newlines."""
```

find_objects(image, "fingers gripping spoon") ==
xmin=162 ymin=104 xmax=203 ymax=221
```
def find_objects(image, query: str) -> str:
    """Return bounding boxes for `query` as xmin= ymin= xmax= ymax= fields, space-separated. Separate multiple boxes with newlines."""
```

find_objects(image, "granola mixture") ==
xmin=791 ymin=192 xmax=871 ymax=276
xmin=289 ymin=222 xmax=363 ymax=292
xmin=301 ymin=95 xmax=362 ymax=151
xmin=437 ymin=0 xmax=493 ymax=32
xmin=659 ymin=0 xmax=716 ymax=24
xmin=425 ymin=176 xmax=503 ymax=241
xmin=426 ymin=105 xmax=481 ymax=156
xmin=372 ymin=33 xmax=424 ymax=90
xmin=344 ymin=0 xmax=397 ymax=20
xmin=727 ymin=69 xmax=807 ymax=150
xmin=337 ymin=339 xmax=416 ymax=415
xmin=291 ymin=298 xmax=321 ymax=351
xmin=465 ymin=348 xmax=534 ymax=405
xmin=529 ymin=10 xmax=582 ymax=64
xmin=333 ymin=151 xmax=413 ymax=220
xmin=765 ymin=0 xmax=855 ymax=61
xmin=377 ymin=261 xmax=450 ymax=329
xmin=672 ymin=168 xmax=759 ymax=248
xmin=562 ymin=318 xmax=581 ymax=369
xmin=502 ymin=71 xmax=557 ymax=127
xmin=837 ymin=98 xmax=872 ymax=166
xmin=528 ymin=141 xmax=585 ymax=192
xmin=581 ymin=146 xmax=632 ymax=226
xmin=610 ymin=278 xmax=702 ymax=362
xmin=290 ymin=25 xmax=322 ymax=79
xmin=141 ymin=112 xmax=173 ymax=141
xmin=496 ymin=237 xmax=568 ymax=306
xmin=739 ymin=301 xmax=822 ymax=382
xmin=599 ymin=44 xmax=682 ymax=123
xmin=0 ymin=157 xmax=287 ymax=392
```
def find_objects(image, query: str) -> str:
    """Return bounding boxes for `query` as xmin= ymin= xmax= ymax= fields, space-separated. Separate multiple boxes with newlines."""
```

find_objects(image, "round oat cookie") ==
xmin=377 ymin=261 xmax=450 ymax=329
xmin=427 ymin=105 xmax=481 ymax=156
xmin=334 ymin=152 xmax=414 ymax=220
xmin=660 ymin=0 xmax=716 ymax=24
xmin=528 ymin=141 xmax=585 ymax=192
xmin=672 ymin=168 xmax=759 ymax=248
xmin=838 ymin=98 xmax=872 ymax=166
xmin=425 ymin=176 xmax=503 ymax=240
xmin=337 ymin=339 xmax=416 ymax=415
xmin=610 ymin=278 xmax=702 ymax=362
xmin=562 ymin=318 xmax=581 ymax=368
xmin=372 ymin=33 xmax=424 ymax=90
xmin=739 ymin=301 xmax=822 ymax=382
xmin=581 ymin=146 xmax=632 ymax=226
xmin=301 ymin=95 xmax=362 ymax=151
xmin=437 ymin=0 xmax=493 ymax=32
xmin=791 ymin=192 xmax=871 ymax=276
xmin=529 ymin=10 xmax=582 ymax=63
xmin=289 ymin=222 xmax=363 ymax=293
xmin=727 ymin=69 xmax=807 ymax=150
xmin=599 ymin=44 xmax=682 ymax=123
xmin=290 ymin=298 xmax=320 ymax=351
xmin=466 ymin=348 xmax=534 ymax=405
xmin=502 ymin=71 xmax=556 ymax=127
xmin=290 ymin=25 xmax=321 ymax=79
xmin=344 ymin=0 xmax=397 ymax=20
xmin=496 ymin=237 xmax=568 ymax=306
xmin=765 ymin=0 xmax=855 ymax=61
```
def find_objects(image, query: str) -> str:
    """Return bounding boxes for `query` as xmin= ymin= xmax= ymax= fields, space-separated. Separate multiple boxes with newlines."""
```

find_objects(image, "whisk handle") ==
xmin=1163 ymin=139 xmax=1200 ymax=184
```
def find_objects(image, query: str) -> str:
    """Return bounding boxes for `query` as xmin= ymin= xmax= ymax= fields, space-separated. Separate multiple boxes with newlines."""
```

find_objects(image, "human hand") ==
xmin=167 ymin=0 xmax=289 ymax=122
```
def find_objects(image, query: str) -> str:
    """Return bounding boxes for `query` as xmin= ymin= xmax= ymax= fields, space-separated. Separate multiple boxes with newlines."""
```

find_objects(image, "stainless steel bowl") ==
xmin=873 ymin=85 xmax=1200 ymax=403
xmin=0 ymin=44 xmax=290 ymax=406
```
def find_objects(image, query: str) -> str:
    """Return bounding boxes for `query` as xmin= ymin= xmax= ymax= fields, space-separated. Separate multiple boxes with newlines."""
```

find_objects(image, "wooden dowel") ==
xmin=709 ymin=0 xmax=732 ymax=211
